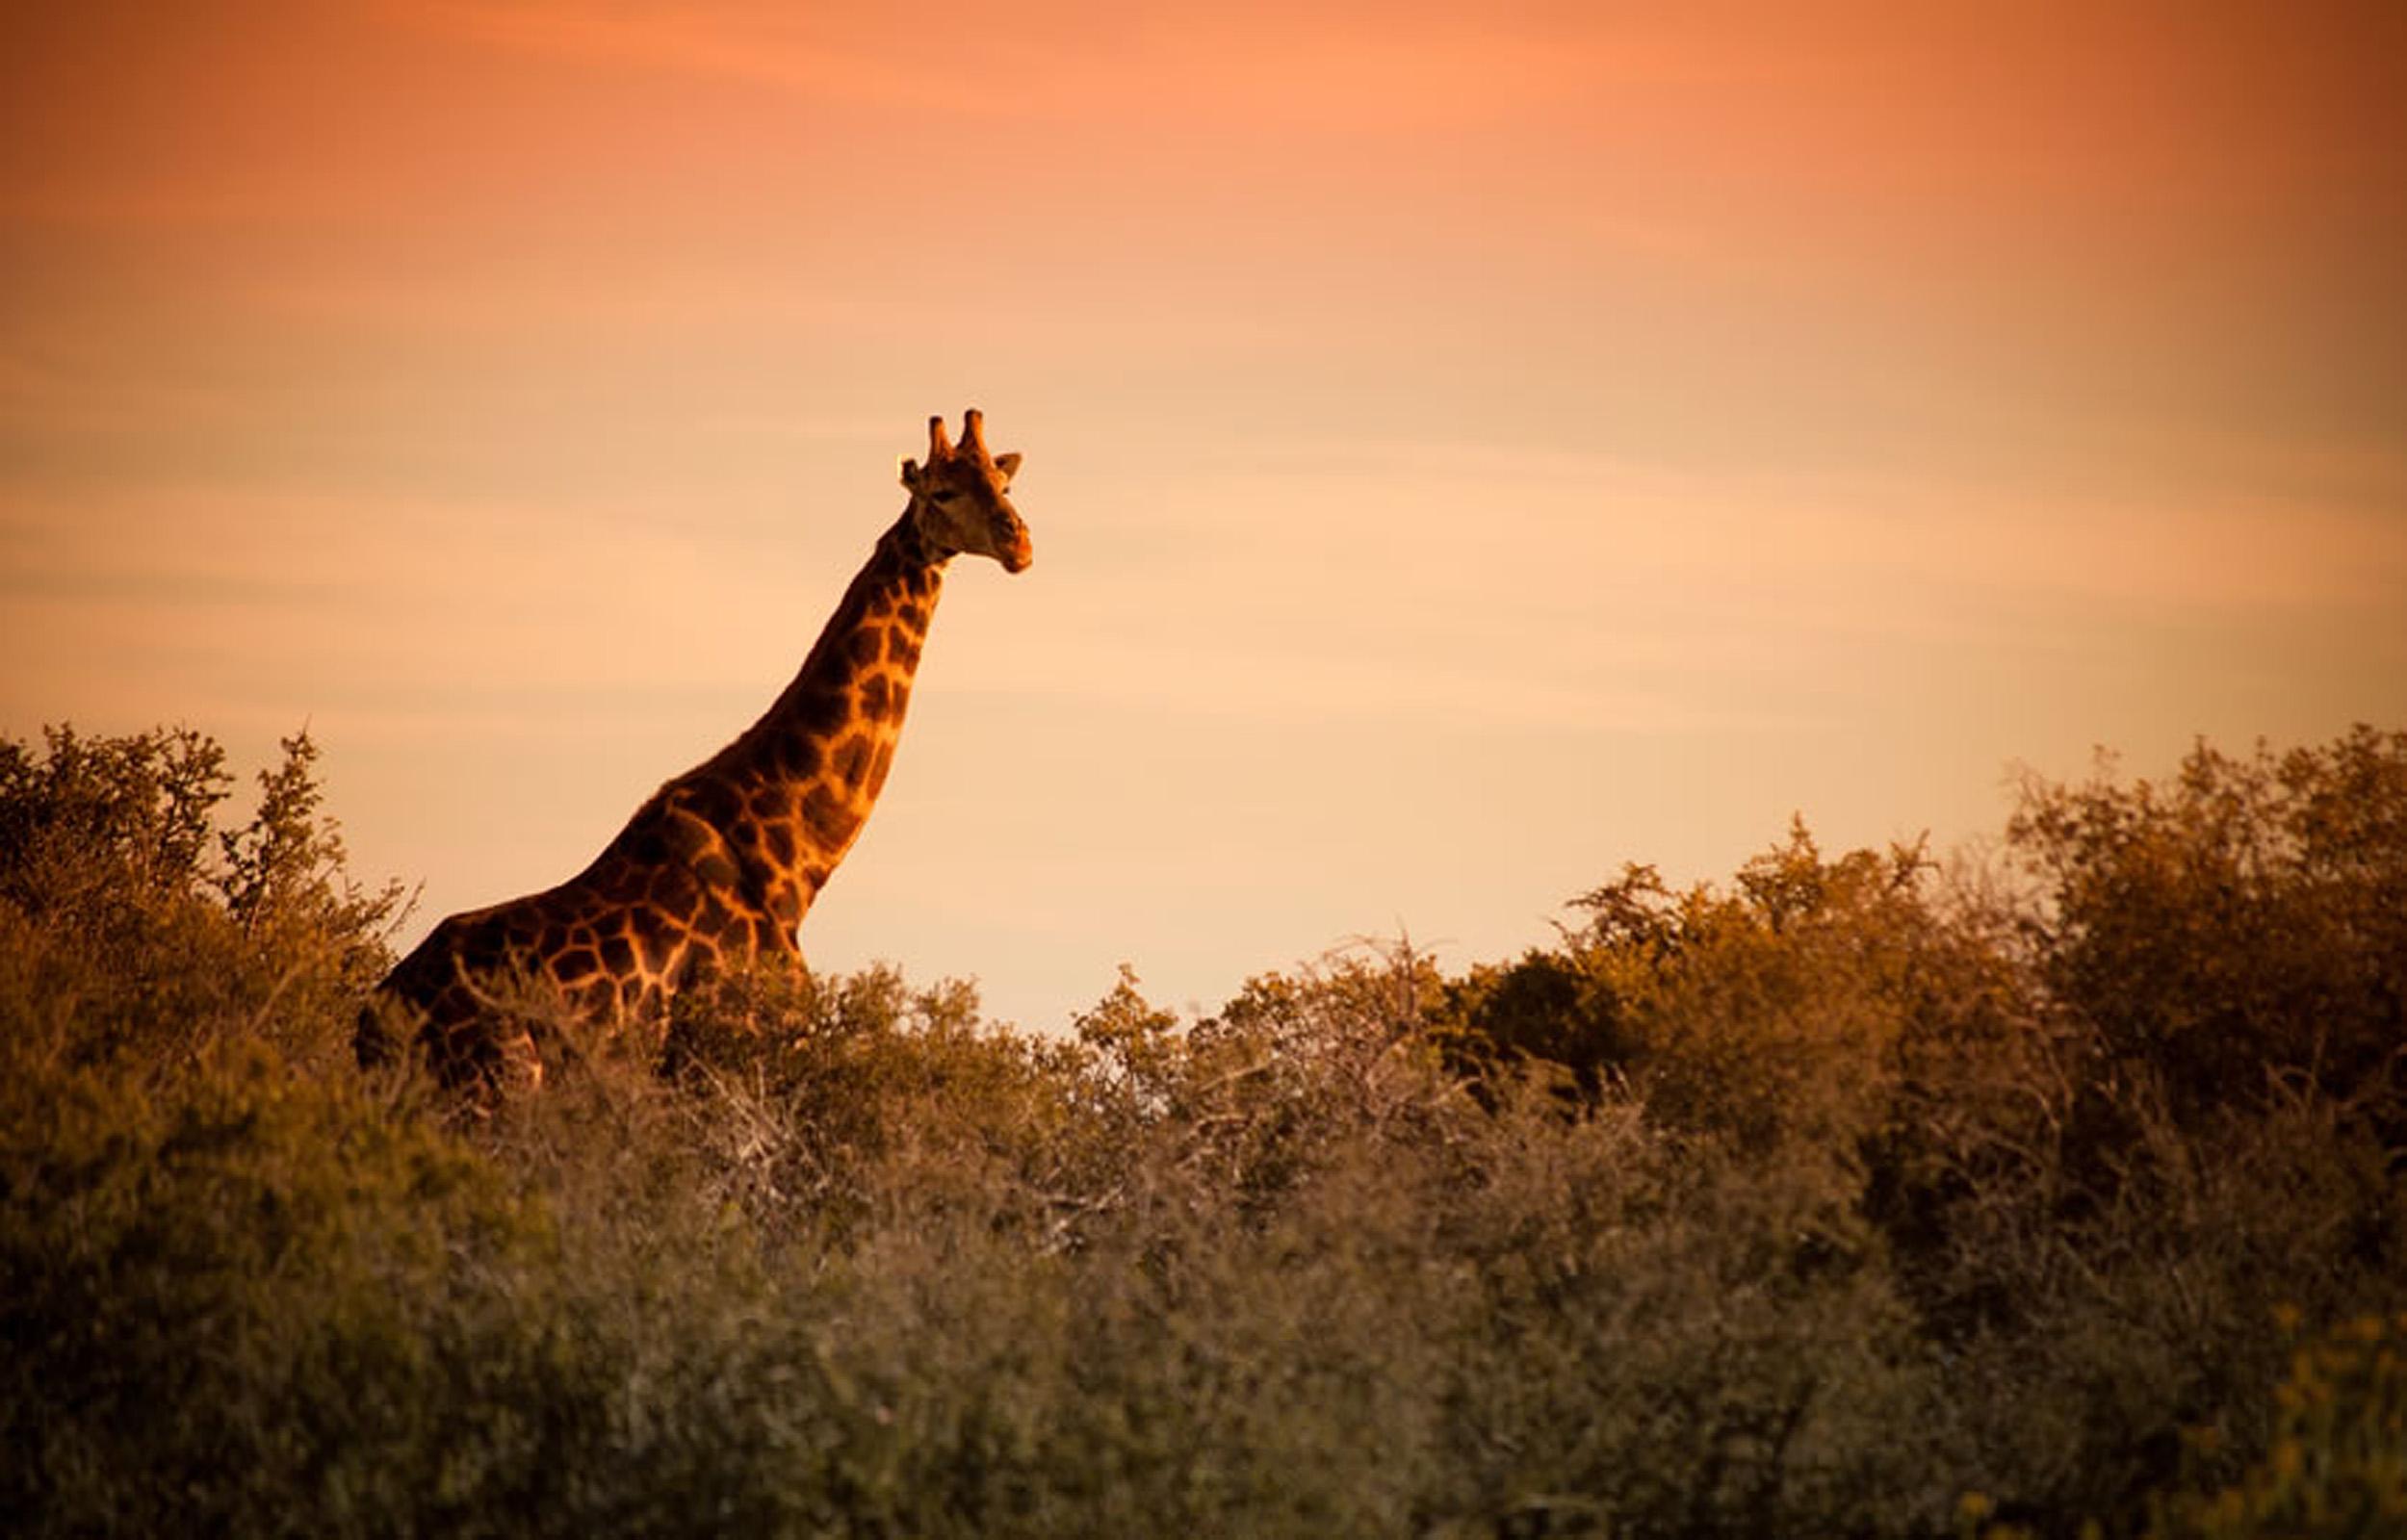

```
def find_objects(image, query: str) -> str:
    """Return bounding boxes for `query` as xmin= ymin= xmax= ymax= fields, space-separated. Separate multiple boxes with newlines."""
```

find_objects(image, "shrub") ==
xmin=0 ymin=724 xmax=403 ymax=1072
xmin=2008 ymin=727 xmax=2407 ymax=1131
xmin=2144 ymin=1311 xmax=2407 ymax=1539
xmin=4 ymin=720 xmax=2401 ymax=1536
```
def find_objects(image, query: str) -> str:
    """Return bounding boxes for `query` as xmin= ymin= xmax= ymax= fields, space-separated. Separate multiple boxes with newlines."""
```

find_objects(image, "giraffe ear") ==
xmin=993 ymin=451 xmax=1022 ymax=481
xmin=899 ymin=456 xmax=922 ymax=491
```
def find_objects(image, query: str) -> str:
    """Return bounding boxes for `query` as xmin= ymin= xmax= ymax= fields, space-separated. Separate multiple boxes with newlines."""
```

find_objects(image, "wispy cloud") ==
xmin=400 ymin=0 xmax=1011 ymax=113
xmin=400 ymin=1 xmax=1727 ymax=136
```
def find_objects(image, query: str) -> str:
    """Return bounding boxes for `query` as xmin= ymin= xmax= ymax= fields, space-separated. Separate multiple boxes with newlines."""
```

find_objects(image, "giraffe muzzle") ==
xmin=999 ymin=526 xmax=1034 ymax=574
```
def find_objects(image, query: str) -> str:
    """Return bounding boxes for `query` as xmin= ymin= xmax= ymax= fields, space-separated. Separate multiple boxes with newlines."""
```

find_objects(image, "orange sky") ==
xmin=6 ymin=1 xmax=2405 ymax=1026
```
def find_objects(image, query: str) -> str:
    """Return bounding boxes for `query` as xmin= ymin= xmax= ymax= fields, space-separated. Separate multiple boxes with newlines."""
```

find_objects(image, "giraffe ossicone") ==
xmin=360 ymin=409 xmax=1032 ymax=1092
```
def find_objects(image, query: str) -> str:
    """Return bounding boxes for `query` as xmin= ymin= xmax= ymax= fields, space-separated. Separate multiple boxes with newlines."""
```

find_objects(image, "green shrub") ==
xmin=2144 ymin=1312 xmax=2407 ymax=1539
xmin=3 ymin=720 xmax=2401 ymax=1536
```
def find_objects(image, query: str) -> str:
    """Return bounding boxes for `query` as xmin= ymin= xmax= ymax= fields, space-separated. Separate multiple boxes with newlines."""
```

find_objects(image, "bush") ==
xmin=0 ymin=724 xmax=404 ymax=1073
xmin=2009 ymin=727 xmax=2407 ymax=1131
xmin=2 ymin=720 xmax=2400 ymax=1536
xmin=2143 ymin=1311 xmax=2407 ymax=1539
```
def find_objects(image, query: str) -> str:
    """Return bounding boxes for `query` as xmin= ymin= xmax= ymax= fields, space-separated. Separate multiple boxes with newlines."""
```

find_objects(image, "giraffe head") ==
xmin=899 ymin=408 xmax=1032 ymax=573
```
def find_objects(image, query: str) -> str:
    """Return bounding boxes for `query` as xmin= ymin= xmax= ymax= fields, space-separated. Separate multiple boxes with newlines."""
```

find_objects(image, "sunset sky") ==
xmin=6 ymin=1 xmax=2405 ymax=1028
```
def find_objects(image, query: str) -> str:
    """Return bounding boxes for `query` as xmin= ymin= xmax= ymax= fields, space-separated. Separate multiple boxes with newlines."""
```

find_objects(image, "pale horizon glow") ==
xmin=5 ymin=1 xmax=2404 ymax=1026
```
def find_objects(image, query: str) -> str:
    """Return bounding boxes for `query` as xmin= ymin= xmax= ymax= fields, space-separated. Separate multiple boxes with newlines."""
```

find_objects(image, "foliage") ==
xmin=0 ymin=723 xmax=406 ymax=1072
xmin=2143 ymin=1311 xmax=2407 ymax=1540
xmin=2008 ymin=728 xmax=2407 ymax=1131
xmin=2 ymin=721 xmax=2401 ymax=1537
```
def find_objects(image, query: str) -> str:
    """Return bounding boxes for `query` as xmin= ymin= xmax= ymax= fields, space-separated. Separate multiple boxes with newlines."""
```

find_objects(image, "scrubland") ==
xmin=4 ymin=723 xmax=2402 ymax=1537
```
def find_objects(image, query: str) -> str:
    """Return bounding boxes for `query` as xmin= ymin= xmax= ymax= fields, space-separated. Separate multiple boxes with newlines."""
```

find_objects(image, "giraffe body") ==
xmin=364 ymin=410 xmax=1030 ymax=1090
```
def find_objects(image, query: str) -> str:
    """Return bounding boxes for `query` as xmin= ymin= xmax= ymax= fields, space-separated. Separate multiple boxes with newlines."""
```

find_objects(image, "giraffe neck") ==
xmin=680 ymin=505 xmax=947 ymax=932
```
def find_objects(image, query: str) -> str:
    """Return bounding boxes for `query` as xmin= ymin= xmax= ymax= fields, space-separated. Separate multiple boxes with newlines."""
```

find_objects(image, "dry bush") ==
xmin=6 ymin=722 xmax=2403 ymax=1537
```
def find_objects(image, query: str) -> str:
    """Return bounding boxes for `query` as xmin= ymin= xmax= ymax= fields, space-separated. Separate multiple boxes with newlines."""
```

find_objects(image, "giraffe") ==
xmin=359 ymin=408 xmax=1032 ymax=1091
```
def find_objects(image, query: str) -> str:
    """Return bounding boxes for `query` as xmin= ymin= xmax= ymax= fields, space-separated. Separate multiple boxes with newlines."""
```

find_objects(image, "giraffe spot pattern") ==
xmin=791 ymin=687 xmax=849 ymax=737
xmin=649 ymin=865 xmax=699 ymax=913
xmin=663 ymin=809 xmax=717 ymax=859
xmin=369 ymin=466 xmax=1004 ymax=1094
xmin=458 ymin=926 xmax=504 ymax=974
xmin=625 ymin=823 xmax=670 ymax=865
xmin=802 ymin=783 xmax=862 ymax=847
xmin=778 ymin=731 xmax=821 ymax=779
xmin=858 ymin=673 xmax=893 ymax=720
xmin=831 ymin=733 xmax=872 ymax=788
xmin=685 ymin=779 xmax=738 ymax=828
xmin=635 ymin=915 xmax=679 ymax=973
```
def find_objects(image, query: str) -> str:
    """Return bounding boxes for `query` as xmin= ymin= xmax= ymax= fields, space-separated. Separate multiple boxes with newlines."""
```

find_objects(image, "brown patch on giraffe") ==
xmin=555 ymin=946 xmax=600 ymax=980
xmin=584 ymin=860 xmax=637 ymax=905
xmin=858 ymin=672 xmax=893 ymax=720
xmin=648 ymin=864 xmax=699 ymax=914
xmin=623 ymin=820 xmax=671 ymax=865
xmin=767 ymin=886 xmax=802 ymax=926
xmin=693 ymin=848 xmax=739 ymax=888
xmin=776 ymin=730 xmax=821 ymax=780
xmin=764 ymin=820 xmax=797 ymax=865
xmin=600 ymin=932 xmax=635 ymax=975
xmin=866 ymin=740 xmax=896 ymax=798
xmin=802 ymin=784 xmax=862 ymax=847
xmin=458 ymin=922 xmax=505 ymax=974
xmin=885 ymin=629 xmax=920 ymax=668
xmin=683 ymin=778 xmax=739 ymax=828
xmin=830 ymin=733 xmax=872 ymax=788
xmin=845 ymin=629 xmax=883 ymax=668
xmin=634 ymin=914 xmax=680 ymax=973
xmin=789 ymin=686 xmax=850 ymax=737
xmin=675 ymin=936 xmax=720 ymax=984
xmin=660 ymin=808 xmax=718 ymax=861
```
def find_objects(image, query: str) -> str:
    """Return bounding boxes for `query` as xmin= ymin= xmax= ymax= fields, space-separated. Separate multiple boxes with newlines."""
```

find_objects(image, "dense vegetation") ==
xmin=4 ymin=722 xmax=2402 ymax=1538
